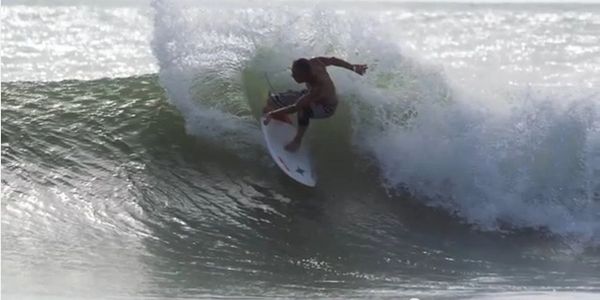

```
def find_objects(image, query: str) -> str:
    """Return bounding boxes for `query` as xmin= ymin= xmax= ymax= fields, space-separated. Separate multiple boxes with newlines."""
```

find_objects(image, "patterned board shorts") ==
xmin=269 ymin=90 xmax=337 ymax=119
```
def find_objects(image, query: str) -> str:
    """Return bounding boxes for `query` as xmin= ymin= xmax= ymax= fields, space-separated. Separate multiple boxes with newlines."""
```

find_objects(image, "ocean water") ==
xmin=2 ymin=1 xmax=600 ymax=299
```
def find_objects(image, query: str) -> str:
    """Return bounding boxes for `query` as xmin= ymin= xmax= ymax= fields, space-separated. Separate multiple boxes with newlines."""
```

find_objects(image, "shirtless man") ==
xmin=263 ymin=57 xmax=368 ymax=152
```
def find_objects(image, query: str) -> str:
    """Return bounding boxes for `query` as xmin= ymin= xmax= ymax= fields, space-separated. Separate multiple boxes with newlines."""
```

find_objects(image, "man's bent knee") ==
xmin=297 ymin=109 xmax=310 ymax=127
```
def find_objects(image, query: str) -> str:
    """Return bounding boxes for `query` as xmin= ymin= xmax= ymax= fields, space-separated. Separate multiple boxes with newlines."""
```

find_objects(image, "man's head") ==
xmin=291 ymin=58 xmax=311 ymax=83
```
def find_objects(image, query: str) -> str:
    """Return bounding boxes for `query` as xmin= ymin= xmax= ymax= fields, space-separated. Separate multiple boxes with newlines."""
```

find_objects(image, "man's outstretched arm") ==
xmin=314 ymin=56 xmax=368 ymax=75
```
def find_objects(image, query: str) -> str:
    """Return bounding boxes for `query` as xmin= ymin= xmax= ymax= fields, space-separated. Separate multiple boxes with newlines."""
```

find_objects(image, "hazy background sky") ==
xmin=3 ymin=0 xmax=600 ymax=5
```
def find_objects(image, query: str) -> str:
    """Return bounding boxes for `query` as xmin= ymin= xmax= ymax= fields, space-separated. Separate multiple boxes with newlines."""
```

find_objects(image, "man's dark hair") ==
xmin=292 ymin=58 xmax=311 ymax=74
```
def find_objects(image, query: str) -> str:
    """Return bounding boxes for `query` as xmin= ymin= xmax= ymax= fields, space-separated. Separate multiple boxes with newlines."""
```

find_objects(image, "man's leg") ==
xmin=263 ymin=91 xmax=301 ymax=125
xmin=285 ymin=108 xmax=310 ymax=152
xmin=263 ymin=91 xmax=302 ymax=114
xmin=284 ymin=102 xmax=336 ymax=152
xmin=285 ymin=125 xmax=308 ymax=152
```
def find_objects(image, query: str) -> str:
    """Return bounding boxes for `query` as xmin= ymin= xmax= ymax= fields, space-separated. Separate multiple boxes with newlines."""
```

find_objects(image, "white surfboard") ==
xmin=261 ymin=116 xmax=316 ymax=187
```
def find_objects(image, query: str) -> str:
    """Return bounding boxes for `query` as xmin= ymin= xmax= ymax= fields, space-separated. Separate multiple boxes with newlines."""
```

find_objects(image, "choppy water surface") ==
xmin=2 ymin=1 xmax=600 ymax=299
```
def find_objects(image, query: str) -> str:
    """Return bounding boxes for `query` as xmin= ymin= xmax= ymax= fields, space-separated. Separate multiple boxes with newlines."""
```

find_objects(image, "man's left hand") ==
xmin=353 ymin=64 xmax=368 ymax=75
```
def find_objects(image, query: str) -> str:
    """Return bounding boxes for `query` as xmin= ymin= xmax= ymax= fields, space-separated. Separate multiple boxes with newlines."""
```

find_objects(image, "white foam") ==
xmin=151 ymin=0 xmax=600 ymax=245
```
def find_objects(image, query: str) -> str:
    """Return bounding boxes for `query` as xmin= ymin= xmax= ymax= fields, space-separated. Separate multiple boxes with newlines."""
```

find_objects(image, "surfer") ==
xmin=263 ymin=57 xmax=368 ymax=152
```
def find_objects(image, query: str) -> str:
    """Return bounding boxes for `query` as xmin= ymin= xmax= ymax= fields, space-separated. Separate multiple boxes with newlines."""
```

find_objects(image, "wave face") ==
xmin=152 ymin=0 xmax=600 ymax=244
xmin=2 ymin=1 xmax=600 ymax=299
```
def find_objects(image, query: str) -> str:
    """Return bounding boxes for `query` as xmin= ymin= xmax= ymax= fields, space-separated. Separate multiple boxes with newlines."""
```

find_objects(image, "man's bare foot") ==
xmin=284 ymin=139 xmax=301 ymax=152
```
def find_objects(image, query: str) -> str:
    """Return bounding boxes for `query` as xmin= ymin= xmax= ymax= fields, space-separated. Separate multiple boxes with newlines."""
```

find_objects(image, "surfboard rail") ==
xmin=260 ymin=117 xmax=316 ymax=187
